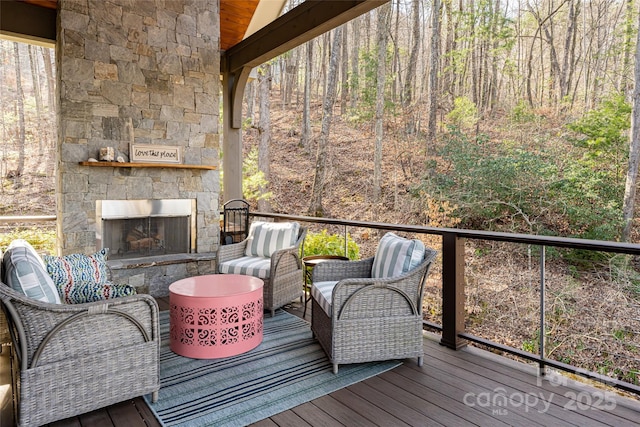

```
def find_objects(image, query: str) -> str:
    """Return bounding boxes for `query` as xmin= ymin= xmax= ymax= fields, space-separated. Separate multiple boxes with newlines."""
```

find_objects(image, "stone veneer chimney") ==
xmin=56 ymin=0 xmax=220 ymax=296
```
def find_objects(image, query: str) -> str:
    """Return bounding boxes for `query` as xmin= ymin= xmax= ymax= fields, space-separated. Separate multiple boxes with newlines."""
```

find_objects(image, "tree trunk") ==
xmin=308 ymin=27 xmax=342 ymax=217
xmin=403 ymin=0 xmax=421 ymax=135
xmin=245 ymin=79 xmax=255 ymax=127
xmin=621 ymin=11 xmax=640 ymax=242
xmin=258 ymin=64 xmax=272 ymax=213
xmin=41 ymin=46 xmax=56 ymax=160
xmin=349 ymin=18 xmax=360 ymax=110
xmin=13 ymin=42 xmax=26 ymax=185
xmin=28 ymin=45 xmax=44 ymax=157
xmin=427 ymin=0 xmax=441 ymax=149
xmin=620 ymin=0 xmax=634 ymax=94
xmin=403 ymin=0 xmax=421 ymax=107
xmin=301 ymin=41 xmax=313 ymax=150
xmin=340 ymin=24 xmax=349 ymax=115
xmin=373 ymin=4 xmax=390 ymax=203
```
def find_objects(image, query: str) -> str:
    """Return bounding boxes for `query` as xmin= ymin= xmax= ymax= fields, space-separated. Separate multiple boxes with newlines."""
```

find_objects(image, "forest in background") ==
xmin=243 ymin=0 xmax=640 ymax=244
xmin=1 ymin=0 xmax=639 ymax=390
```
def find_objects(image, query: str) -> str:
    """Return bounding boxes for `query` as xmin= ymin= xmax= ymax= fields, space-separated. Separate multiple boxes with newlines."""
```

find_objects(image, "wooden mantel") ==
xmin=79 ymin=161 xmax=216 ymax=170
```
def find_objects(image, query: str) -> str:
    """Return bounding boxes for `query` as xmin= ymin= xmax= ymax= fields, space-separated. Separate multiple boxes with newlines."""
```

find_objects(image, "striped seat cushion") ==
xmin=244 ymin=221 xmax=300 ymax=258
xmin=371 ymin=232 xmax=425 ymax=278
xmin=311 ymin=280 xmax=338 ymax=316
xmin=2 ymin=239 xmax=61 ymax=304
xmin=218 ymin=256 xmax=271 ymax=279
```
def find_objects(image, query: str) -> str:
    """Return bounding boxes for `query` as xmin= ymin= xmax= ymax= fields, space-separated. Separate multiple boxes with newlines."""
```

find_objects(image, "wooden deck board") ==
xmin=345 ymin=378 xmax=450 ymax=426
xmin=330 ymin=386 xmax=414 ymax=427
xmin=288 ymin=401 xmax=347 ymax=426
xmin=422 ymin=335 xmax=640 ymax=426
xmin=2 ymin=299 xmax=637 ymax=427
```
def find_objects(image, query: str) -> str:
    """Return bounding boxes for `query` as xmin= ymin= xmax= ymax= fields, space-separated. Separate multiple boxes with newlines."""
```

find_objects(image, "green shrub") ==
xmin=302 ymin=230 xmax=359 ymax=260
xmin=242 ymin=147 xmax=272 ymax=203
xmin=566 ymin=94 xmax=631 ymax=179
xmin=414 ymin=126 xmax=624 ymax=243
xmin=0 ymin=227 xmax=56 ymax=254
xmin=445 ymin=96 xmax=478 ymax=129
xmin=509 ymin=100 xmax=537 ymax=124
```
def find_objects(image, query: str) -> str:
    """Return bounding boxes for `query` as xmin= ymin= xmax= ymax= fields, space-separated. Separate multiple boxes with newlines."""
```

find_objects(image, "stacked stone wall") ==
xmin=56 ymin=0 xmax=220 ymax=295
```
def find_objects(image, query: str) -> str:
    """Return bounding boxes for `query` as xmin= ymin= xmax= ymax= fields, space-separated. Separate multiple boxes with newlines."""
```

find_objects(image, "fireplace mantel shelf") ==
xmin=79 ymin=161 xmax=216 ymax=170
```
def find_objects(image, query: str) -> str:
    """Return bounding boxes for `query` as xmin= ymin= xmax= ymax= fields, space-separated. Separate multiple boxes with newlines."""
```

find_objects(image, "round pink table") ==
xmin=169 ymin=274 xmax=264 ymax=359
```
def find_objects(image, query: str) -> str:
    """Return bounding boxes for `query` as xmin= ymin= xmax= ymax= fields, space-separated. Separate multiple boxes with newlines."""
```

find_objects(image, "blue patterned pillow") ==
xmin=244 ymin=221 xmax=300 ymax=258
xmin=3 ymin=239 xmax=61 ymax=304
xmin=56 ymin=280 xmax=136 ymax=304
xmin=371 ymin=232 xmax=425 ymax=278
xmin=43 ymin=248 xmax=110 ymax=291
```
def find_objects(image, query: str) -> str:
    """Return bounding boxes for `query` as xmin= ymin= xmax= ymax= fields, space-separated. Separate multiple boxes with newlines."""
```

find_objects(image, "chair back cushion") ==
xmin=371 ymin=232 xmax=425 ymax=278
xmin=245 ymin=221 xmax=300 ymax=258
xmin=2 ymin=239 xmax=61 ymax=304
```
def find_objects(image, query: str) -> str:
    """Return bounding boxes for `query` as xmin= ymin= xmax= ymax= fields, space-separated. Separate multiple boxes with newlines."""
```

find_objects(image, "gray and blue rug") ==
xmin=145 ymin=310 xmax=401 ymax=426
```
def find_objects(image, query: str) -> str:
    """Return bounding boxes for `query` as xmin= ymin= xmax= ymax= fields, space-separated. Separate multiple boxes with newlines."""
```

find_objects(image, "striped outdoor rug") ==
xmin=145 ymin=310 xmax=401 ymax=427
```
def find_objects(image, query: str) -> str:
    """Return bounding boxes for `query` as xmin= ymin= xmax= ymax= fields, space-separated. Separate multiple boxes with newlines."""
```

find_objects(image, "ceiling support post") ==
xmin=221 ymin=66 xmax=252 ymax=202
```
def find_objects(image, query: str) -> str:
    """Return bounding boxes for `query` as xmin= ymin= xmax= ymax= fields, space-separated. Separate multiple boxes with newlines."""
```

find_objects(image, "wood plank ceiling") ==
xmin=20 ymin=0 xmax=264 ymax=51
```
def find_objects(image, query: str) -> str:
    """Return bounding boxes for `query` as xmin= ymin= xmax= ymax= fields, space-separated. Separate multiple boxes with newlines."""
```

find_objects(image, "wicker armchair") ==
xmin=310 ymin=246 xmax=438 ymax=374
xmin=217 ymin=223 xmax=306 ymax=317
xmin=0 ymin=283 xmax=160 ymax=426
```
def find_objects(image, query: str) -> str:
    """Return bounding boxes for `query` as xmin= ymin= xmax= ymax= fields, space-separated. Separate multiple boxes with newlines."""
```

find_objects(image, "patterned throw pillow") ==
xmin=43 ymin=248 xmax=135 ymax=304
xmin=244 ymin=221 xmax=300 ymax=258
xmin=2 ymin=239 xmax=61 ymax=304
xmin=56 ymin=280 xmax=136 ymax=304
xmin=43 ymin=248 xmax=111 ymax=290
xmin=371 ymin=232 xmax=425 ymax=279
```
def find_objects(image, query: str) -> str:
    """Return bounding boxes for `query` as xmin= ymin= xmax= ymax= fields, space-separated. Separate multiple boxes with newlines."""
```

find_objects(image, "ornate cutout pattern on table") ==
xmin=170 ymin=298 xmax=263 ymax=351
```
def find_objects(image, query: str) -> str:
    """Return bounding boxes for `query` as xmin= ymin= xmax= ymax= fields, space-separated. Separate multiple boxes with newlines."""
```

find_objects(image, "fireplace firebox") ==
xmin=97 ymin=199 xmax=196 ymax=260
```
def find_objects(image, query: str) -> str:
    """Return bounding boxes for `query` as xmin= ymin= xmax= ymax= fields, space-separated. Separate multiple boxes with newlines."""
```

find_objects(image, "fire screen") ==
xmin=97 ymin=199 xmax=195 ymax=260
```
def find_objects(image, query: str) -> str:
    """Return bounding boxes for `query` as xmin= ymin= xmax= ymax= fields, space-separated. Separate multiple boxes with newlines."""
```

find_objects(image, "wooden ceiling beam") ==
xmin=222 ymin=0 xmax=388 ymax=73
xmin=0 ymin=0 xmax=56 ymax=45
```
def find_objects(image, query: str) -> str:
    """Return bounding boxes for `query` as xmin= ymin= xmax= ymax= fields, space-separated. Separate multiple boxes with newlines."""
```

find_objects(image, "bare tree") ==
xmin=373 ymin=5 xmax=390 ymax=203
xmin=257 ymin=64 xmax=272 ymax=212
xmin=301 ymin=41 xmax=313 ymax=150
xmin=308 ymin=27 xmax=342 ymax=217
xmin=622 ymin=11 xmax=640 ymax=242
xmin=340 ymin=24 xmax=349 ymax=115
xmin=12 ymin=42 xmax=26 ymax=185
xmin=427 ymin=0 xmax=441 ymax=148
xmin=403 ymin=0 xmax=422 ymax=134
xmin=245 ymin=78 xmax=256 ymax=127
xmin=28 ymin=45 xmax=44 ymax=157
xmin=349 ymin=17 xmax=360 ymax=110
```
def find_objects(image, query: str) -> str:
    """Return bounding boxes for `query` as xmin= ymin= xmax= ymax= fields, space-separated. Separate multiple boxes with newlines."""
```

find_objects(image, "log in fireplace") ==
xmin=96 ymin=199 xmax=196 ymax=260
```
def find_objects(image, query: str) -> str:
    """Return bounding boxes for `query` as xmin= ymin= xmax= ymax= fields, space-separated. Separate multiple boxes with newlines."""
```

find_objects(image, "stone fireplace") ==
xmin=56 ymin=0 xmax=221 ymax=296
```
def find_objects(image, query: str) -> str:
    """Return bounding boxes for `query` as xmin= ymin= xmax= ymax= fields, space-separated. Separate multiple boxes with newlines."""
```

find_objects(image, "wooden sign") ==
xmin=130 ymin=144 xmax=182 ymax=164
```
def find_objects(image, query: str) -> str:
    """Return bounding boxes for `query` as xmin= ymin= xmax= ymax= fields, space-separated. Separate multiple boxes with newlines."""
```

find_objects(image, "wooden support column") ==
xmin=221 ymin=66 xmax=252 ymax=201
xmin=440 ymin=233 xmax=467 ymax=350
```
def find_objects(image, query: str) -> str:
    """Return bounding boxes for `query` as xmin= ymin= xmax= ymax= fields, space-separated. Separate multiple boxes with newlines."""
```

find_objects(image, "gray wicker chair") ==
xmin=310 ymin=247 xmax=438 ymax=374
xmin=0 ymin=282 xmax=160 ymax=426
xmin=217 ymin=225 xmax=306 ymax=317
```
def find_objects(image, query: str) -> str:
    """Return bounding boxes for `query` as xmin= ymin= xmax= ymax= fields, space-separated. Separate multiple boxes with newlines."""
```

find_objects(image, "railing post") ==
xmin=539 ymin=245 xmax=546 ymax=376
xmin=344 ymin=225 xmax=348 ymax=257
xmin=440 ymin=232 xmax=467 ymax=350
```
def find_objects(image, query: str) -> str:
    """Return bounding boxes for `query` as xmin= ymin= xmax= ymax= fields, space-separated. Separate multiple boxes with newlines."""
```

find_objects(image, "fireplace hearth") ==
xmin=97 ymin=199 xmax=196 ymax=260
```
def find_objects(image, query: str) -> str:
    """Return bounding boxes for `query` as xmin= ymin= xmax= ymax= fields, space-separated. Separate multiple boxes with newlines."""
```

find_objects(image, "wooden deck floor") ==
xmin=2 ymin=298 xmax=639 ymax=426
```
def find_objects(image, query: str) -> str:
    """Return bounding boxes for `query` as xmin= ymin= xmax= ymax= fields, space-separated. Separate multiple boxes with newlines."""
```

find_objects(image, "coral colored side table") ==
xmin=169 ymin=274 xmax=264 ymax=359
